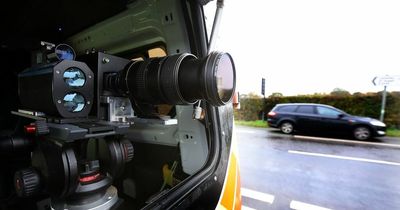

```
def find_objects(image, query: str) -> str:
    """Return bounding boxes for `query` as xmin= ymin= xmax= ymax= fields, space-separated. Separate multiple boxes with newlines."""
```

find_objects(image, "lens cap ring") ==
xmin=203 ymin=52 xmax=236 ymax=106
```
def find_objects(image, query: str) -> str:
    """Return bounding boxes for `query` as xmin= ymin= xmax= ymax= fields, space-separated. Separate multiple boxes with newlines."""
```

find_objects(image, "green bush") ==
xmin=234 ymin=97 xmax=263 ymax=121
xmin=234 ymin=92 xmax=400 ymax=128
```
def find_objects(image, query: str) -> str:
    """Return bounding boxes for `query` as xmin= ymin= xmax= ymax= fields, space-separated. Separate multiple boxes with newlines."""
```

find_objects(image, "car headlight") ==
xmin=370 ymin=120 xmax=386 ymax=127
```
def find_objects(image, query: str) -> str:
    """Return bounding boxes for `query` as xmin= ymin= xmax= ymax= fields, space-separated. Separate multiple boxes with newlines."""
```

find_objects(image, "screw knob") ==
xmin=121 ymin=140 xmax=134 ymax=163
xmin=14 ymin=168 xmax=41 ymax=197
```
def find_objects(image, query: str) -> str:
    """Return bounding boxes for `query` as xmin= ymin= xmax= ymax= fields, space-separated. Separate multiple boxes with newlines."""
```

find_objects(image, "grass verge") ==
xmin=387 ymin=128 xmax=400 ymax=137
xmin=235 ymin=120 xmax=268 ymax=128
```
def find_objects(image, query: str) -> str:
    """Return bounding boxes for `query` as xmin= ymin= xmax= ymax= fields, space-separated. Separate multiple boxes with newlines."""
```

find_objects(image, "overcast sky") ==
xmin=205 ymin=0 xmax=400 ymax=96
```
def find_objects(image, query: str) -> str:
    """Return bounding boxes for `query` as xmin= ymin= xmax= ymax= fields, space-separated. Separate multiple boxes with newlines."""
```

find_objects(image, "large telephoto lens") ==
xmin=106 ymin=52 xmax=236 ymax=108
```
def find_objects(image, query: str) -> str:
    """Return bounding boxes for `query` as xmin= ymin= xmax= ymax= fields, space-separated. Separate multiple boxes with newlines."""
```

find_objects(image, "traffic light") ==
xmin=261 ymin=78 xmax=265 ymax=96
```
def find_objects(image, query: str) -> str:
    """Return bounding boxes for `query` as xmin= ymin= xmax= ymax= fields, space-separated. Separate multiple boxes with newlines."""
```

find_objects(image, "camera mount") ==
xmin=11 ymin=111 xmax=133 ymax=210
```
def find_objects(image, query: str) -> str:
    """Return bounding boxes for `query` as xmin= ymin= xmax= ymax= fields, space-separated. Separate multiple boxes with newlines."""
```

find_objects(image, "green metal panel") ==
xmin=67 ymin=0 xmax=190 ymax=56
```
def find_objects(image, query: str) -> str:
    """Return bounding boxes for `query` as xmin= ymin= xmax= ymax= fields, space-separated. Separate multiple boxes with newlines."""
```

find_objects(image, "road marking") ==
xmin=288 ymin=150 xmax=400 ymax=166
xmin=290 ymin=200 xmax=332 ymax=210
xmin=242 ymin=205 xmax=257 ymax=210
xmin=241 ymin=188 xmax=275 ymax=204
xmin=293 ymin=135 xmax=400 ymax=149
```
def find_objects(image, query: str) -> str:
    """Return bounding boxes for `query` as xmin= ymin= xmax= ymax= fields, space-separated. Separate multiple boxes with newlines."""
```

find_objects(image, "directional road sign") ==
xmin=372 ymin=75 xmax=400 ymax=87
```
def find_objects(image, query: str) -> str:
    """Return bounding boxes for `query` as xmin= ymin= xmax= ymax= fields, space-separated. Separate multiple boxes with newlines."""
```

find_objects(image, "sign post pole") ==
xmin=380 ymin=85 xmax=387 ymax=122
xmin=261 ymin=78 xmax=265 ymax=121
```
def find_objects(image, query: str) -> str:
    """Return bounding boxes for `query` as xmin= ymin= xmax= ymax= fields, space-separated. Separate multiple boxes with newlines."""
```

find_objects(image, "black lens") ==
xmin=55 ymin=44 xmax=76 ymax=61
xmin=216 ymin=54 xmax=235 ymax=103
xmin=63 ymin=67 xmax=86 ymax=87
xmin=63 ymin=93 xmax=85 ymax=112
xmin=105 ymin=52 xmax=236 ymax=115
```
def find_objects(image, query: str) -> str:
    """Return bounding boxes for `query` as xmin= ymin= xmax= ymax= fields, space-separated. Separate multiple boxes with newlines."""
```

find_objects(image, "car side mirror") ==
xmin=338 ymin=114 xmax=345 ymax=118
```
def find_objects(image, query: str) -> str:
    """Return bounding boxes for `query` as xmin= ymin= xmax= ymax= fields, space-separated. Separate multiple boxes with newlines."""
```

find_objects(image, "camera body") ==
xmin=19 ymin=51 xmax=134 ymax=122
xmin=18 ymin=60 xmax=94 ymax=118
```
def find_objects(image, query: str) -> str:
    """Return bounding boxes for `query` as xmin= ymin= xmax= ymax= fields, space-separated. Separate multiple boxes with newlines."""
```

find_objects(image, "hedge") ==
xmin=234 ymin=92 xmax=400 ymax=128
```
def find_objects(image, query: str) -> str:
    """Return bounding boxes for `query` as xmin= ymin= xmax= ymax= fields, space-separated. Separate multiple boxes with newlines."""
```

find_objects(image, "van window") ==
xmin=296 ymin=105 xmax=315 ymax=114
xmin=277 ymin=105 xmax=297 ymax=112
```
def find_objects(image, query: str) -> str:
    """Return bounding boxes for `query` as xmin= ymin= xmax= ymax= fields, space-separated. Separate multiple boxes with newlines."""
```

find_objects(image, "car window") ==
xmin=316 ymin=106 xmax=342 ymax=116
xmin=296 ymin=105 xmax=315 ymax=114
xmin=277 ymin=105 xmax=297 ymax=112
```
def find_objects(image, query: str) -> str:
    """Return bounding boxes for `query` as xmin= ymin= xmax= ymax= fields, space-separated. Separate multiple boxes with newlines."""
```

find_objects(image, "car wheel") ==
xmin=280 ymin=122 xmax=294 ymax=134
xmin=353 ymin=126 xmax=371 ymax=140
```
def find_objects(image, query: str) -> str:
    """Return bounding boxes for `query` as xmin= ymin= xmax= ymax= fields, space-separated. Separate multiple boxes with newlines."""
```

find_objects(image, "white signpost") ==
xmin=372 ymin=75 xmax=400 ymax=86
xmin=372 ymin=75 xmax=400 ymax=121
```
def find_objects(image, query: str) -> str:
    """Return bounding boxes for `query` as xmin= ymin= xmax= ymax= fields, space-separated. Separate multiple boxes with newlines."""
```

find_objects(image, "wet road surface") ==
xmin=236 ymin=125 xmax=400 ymax=210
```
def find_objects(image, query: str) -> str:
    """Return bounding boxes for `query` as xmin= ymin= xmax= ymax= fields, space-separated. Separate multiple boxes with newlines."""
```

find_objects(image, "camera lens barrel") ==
xmin=159 ymin=53 xmax=196 ymax=104
xmin=179 ymin=52 xmax=236 ymax=106
xmin=106 ymin=52 xmax=236 ymax=108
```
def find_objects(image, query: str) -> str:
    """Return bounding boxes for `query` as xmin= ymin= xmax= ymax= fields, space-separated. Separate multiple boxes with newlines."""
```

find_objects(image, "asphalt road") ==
xmin=236 ymin=125 xmax=400 ymax=210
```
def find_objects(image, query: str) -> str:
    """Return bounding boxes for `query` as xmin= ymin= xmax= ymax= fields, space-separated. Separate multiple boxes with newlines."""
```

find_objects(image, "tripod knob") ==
xmin=14 ymin=168 xmax=41 ymax=197
xmin=121 ymin=140 xmax=134 ymax=163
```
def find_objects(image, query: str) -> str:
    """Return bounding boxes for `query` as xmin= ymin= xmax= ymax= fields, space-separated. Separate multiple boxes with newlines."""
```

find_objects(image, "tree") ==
xmin=241 ymin=92 xmax=262 ymax=99
xmin=331 ymin=88 xmax=350 ymax=96
xmin=269 ymin=92 xmax=283 ymax=97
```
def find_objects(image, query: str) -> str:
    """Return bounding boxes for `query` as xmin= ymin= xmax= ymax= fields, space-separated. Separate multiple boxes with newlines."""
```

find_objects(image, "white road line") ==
xmin=242 ymin=205 xmax=257 ymax=210
xmin=241 ymin=188 xmax=275 ymax=204
xmin=290 ymin=200 xmax=332 ymax=210
xmin=293 ymin=135 xmax=400 ymax=149
xmin=288 ymin=150 xmax=400 ymax=166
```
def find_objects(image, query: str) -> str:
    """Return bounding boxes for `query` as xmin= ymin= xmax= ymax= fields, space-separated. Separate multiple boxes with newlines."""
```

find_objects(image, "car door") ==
xmin=294 ymin=105 xmax=321 ymax=132
xmin=315 ymin=106 xmax=349 ymax=135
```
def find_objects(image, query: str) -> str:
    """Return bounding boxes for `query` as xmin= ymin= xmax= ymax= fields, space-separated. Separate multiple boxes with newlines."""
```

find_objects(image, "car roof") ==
xmin=275 ymin=103 xmax=335 ymax=108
